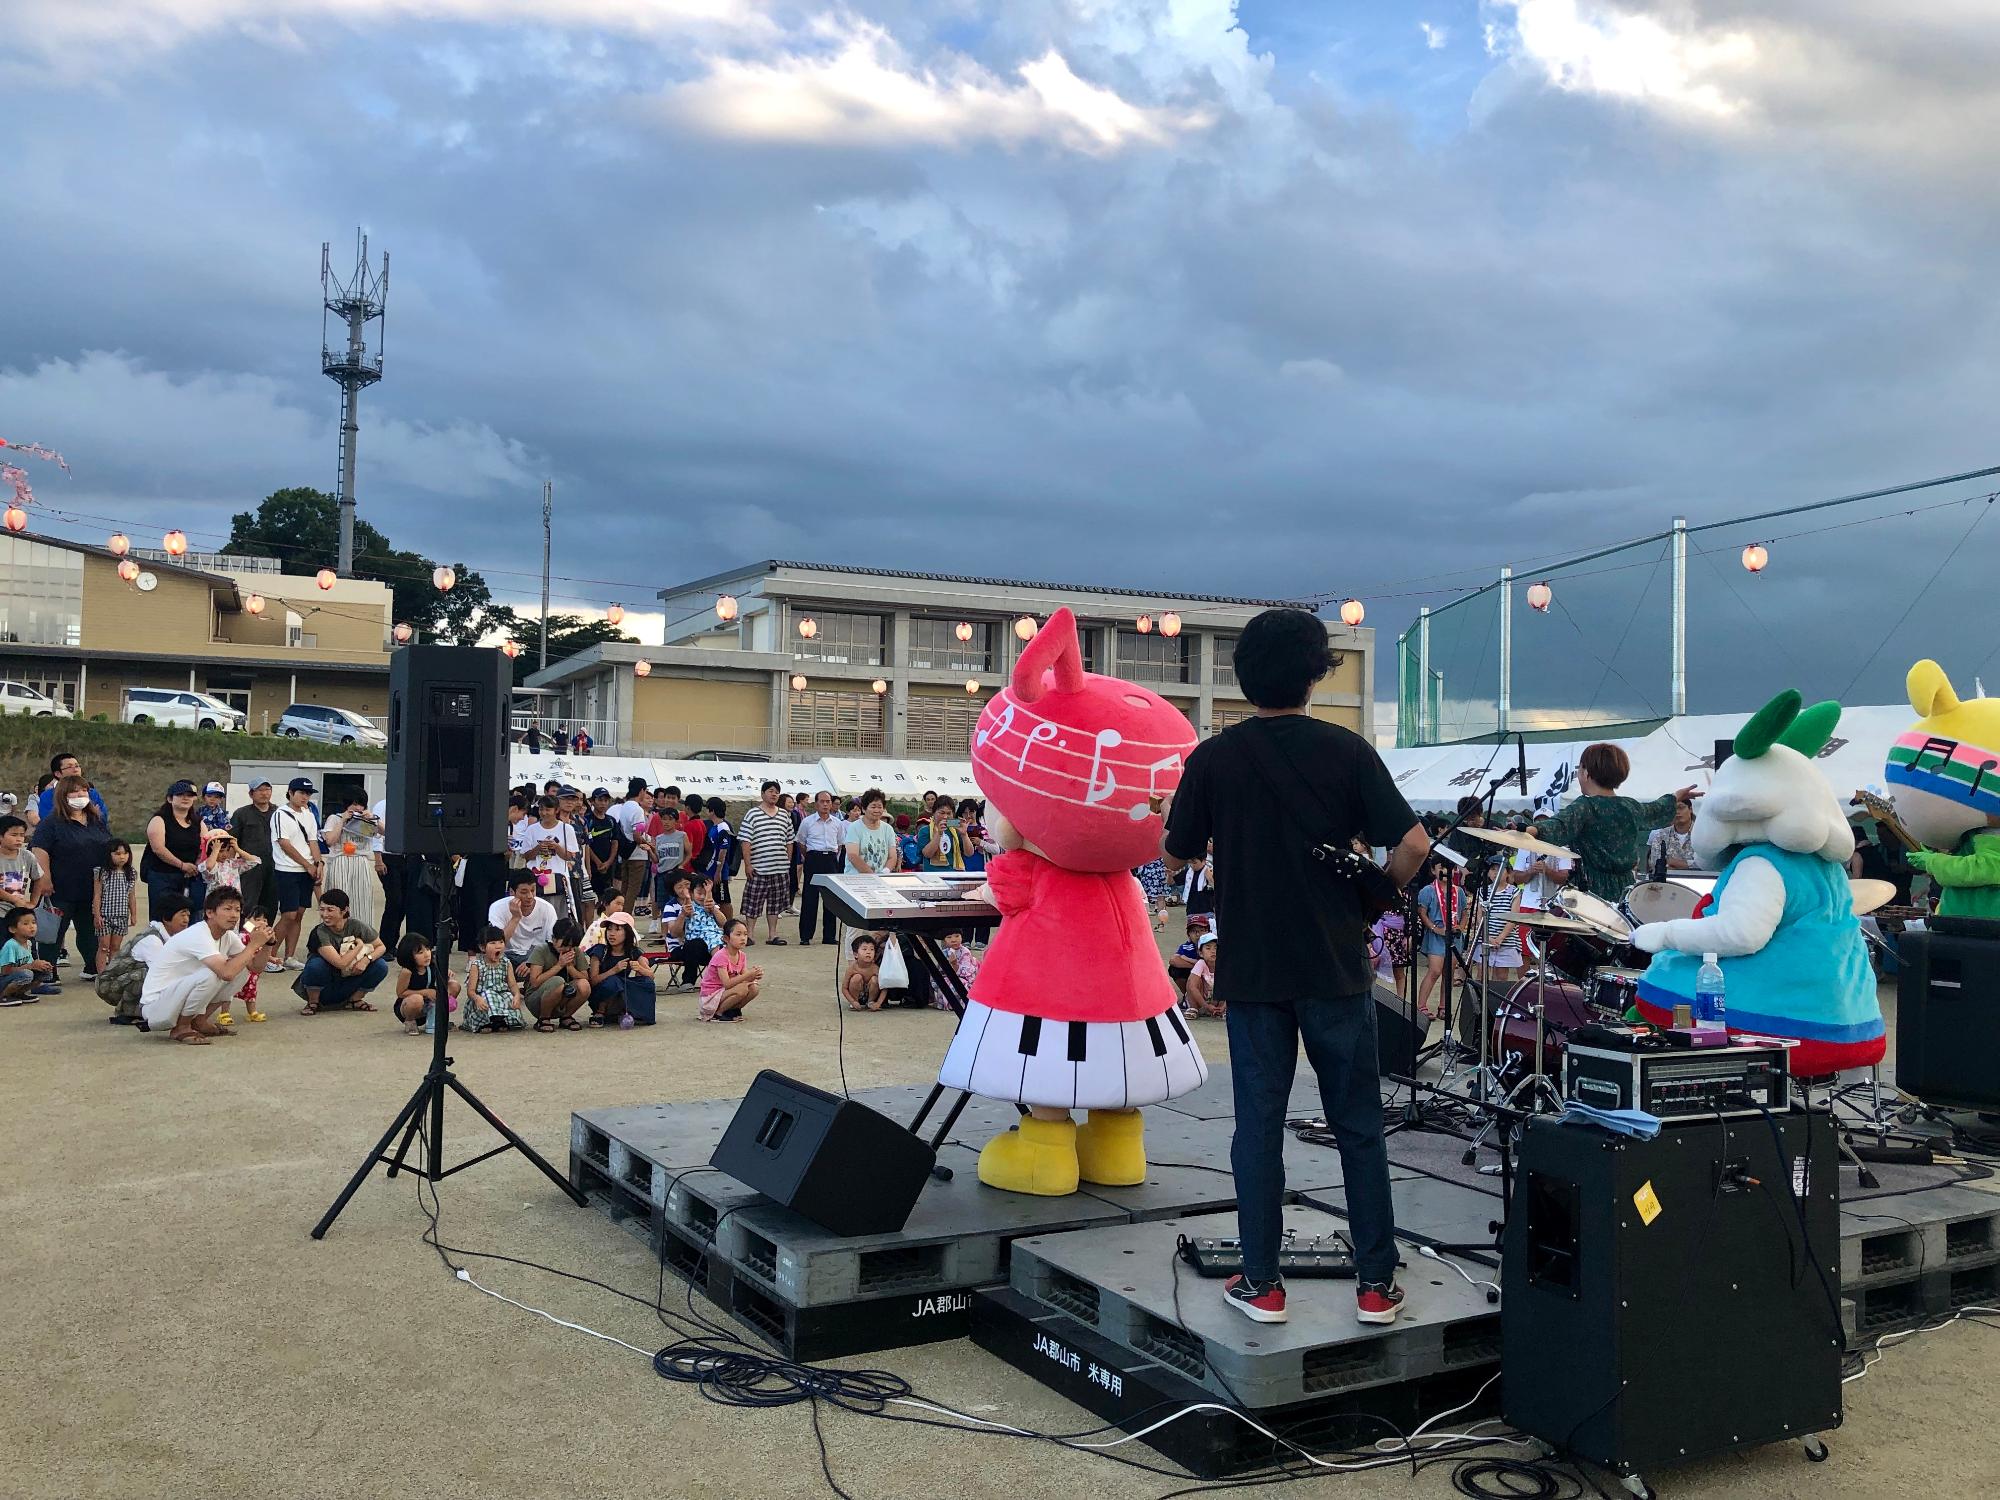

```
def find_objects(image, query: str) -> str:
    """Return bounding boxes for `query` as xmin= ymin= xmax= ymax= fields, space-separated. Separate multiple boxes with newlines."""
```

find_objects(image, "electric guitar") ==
xmin=1310 ymin=842 xmax=1404 ymax=919
xmin=1854 ymin=790 xmax=1922 ymax=851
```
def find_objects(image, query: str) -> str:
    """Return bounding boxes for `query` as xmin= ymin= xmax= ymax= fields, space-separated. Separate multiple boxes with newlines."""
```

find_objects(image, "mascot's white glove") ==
xmin=1631 ymin=922 xmax=1671 ymax=955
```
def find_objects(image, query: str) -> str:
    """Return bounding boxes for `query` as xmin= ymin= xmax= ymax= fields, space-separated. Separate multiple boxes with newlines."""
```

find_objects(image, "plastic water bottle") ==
xmin=1695 ymin=953 xmax=1726 ymax=1031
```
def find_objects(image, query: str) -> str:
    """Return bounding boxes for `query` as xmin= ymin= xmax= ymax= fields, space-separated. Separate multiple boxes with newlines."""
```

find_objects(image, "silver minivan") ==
xmin=276 ymin=702 xmax=387 ymax=747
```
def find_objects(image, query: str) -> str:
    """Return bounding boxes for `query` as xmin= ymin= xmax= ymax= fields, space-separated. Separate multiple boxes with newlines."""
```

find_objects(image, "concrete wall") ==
xmin=631 ymin=675 xmax=771 ymax=752
xmin=81 ymin=556 xmax=389 ymax=668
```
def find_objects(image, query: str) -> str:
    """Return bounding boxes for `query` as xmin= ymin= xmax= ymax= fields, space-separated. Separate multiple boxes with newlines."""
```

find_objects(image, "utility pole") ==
xmin=1669 ymin=516 xmax=1688 ymax=716
xmin=540 ymin=479 xmax=553 ymax=671
xmin=1497 ymin=565 xmax=1513 ymax=737
xmin=321 ymin=230 xmax=388 ymax=575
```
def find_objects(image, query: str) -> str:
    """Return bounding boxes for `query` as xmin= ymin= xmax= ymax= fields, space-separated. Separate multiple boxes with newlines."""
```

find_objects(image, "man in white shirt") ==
xmin=489 ymin=870 xmax=558 ymax=969
xmin=794 ymin=790 xmax=847 ymax=946
xmin=612 ymin=780 xmax=654 ymax=912
xmin=510 ymin=795 xmax=580 ymax=918
xmin=139 ymin=888 xmax=277 ymax=1042
xmin=269 ymin=777 xmax=325 ymax=971
xmin=100 ymin=894 xmax=194 ymax=1026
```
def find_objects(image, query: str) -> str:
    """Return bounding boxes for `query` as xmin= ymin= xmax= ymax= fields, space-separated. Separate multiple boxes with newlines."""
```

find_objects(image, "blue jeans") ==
xmin=1225 ymin=995 xmax=1399 ymax=1286
xmin=299 ymin=955 xmax=390 ymax=1008
xmin=0 ymin=965 xmax=35 ymax=995
xmin=145 ymin=869 xmax=205 ymax=920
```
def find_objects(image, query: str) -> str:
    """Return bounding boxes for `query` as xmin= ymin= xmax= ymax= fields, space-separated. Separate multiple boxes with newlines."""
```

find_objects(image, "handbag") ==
xmin=877 ymin=934 xmax=911 ymax=990
xmin=1228 ymin=723 xmax=1402 ymax=920
xmin=35 ymin=896 xmax=62 ymax=945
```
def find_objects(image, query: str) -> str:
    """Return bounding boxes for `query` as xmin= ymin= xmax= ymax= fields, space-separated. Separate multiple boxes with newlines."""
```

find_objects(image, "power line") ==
xmin=1839 ymin=496 xmax=1994 ymax=700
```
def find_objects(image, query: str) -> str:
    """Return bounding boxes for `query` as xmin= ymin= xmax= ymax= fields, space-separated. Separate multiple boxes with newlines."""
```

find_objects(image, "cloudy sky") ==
xmin=5 ymin=0 xmax=1999 ymax=724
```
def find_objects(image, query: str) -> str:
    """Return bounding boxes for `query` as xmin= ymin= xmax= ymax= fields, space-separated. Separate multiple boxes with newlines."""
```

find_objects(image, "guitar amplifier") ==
xmin=1897 ymin=929 xmax=2000 ymax=1110
xmin=1563 ymin=1033 xmax=1792 ymax=1120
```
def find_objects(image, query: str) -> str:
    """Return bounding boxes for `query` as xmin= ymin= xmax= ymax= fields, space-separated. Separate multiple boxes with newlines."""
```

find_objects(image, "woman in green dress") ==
xmin=1528 ymin=743 xmax=1701 ymax=899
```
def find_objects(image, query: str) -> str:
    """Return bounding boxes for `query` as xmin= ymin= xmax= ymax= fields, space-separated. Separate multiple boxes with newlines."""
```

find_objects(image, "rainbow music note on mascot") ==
xmin=1627 ymin=689 xmax=1884 ymax=1077
xmin=938 ymin=607 xmax=1206 ymax=1196
xmin=1887 ymin=659 xmax=2000 ymax=919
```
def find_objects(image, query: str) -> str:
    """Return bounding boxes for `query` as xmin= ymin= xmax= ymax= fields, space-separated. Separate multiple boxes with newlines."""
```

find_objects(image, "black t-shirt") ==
xmin=31 ymin=814 xmax=114 ymax=907
xmin=1165 ymin=715 xmax=1417 ymax=1003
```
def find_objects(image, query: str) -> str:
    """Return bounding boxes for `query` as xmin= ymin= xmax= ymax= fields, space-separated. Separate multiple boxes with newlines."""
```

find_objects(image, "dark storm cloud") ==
xmin=3 ymin=0 xmax=1998 ymax=705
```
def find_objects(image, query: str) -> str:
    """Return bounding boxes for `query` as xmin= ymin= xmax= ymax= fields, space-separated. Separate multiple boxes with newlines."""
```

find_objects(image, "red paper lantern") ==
xmin=1339 ymin=598 xmax=1365 ymax=627
xmin=117 ymin=559 xmax=140 ymax=583
xmin=606 ymin=603 xmax=625 ymax=626
xmin=162 ymin=529 xmax=188 ymax=557
xmin=954 ymin=621 xmax=973 ymax=643
xmin=107 ymin=532 xmax=131 ymax=556
xmin=315 ymin=568 xmax=337 ymax=591
xmin=634 ymin=659 xmax=653 ymax=678
xmin=392 ymin=621 xmax=413 ymax=644
xmin=3 ymin=505 xmax=26 ymax=534
xmin=244 ymin=593 xmax=267 ymax=616
xmin=1741 ymin=543 xmax=1768 ymax=573
xmin=1135 ymin=613 xmax=1154 ymax=634
xmin=1159 ymin=612 xmax=1182 ymax=638
xmin=715 ymin=595 xmax=738 ymax=623
xmin=1527 ymin=582 xmax=1553 ymax=613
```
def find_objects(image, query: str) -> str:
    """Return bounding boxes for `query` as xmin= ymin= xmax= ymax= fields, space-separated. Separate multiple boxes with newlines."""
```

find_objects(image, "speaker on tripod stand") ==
xmin=313 ymin=645 xmax=583 ymax=1239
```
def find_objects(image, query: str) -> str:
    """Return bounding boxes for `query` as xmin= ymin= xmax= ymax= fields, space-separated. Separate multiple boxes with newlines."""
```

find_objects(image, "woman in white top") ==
xmin=322 ymin=792 xmax=386 ymax=929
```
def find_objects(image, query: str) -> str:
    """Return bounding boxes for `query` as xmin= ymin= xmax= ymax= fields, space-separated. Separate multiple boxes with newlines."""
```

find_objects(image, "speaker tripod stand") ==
xmin=312 ymin=854 xmax=584 ymax=1239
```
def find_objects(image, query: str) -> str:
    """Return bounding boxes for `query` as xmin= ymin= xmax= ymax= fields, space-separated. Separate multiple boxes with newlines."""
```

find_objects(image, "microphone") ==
xmin=1517 ymin=733 xmax=1529 ymax=797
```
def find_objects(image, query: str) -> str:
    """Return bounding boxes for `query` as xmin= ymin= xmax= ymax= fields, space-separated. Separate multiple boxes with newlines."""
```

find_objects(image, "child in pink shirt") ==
xmin=698 ymin=918 xmax=762 ymax=1022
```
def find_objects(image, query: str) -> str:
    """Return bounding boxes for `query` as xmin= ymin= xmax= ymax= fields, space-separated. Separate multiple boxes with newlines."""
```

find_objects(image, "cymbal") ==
xmin=1459 ymin=824 xmax=1578 ymax=861
xmin=1849 ymin=878 xmax=1897 ymax=918
xmin=1510 ymin=909 xmax=1604 ymax=935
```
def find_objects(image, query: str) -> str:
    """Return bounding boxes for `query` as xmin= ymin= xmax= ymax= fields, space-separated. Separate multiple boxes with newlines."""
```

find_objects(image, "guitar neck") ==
xmin=1859 ymin=794 xmax=1922 ymax=851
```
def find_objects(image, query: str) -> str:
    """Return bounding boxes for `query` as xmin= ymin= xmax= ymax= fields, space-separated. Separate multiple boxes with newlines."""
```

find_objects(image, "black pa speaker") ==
xmin=712 ymin=1070 xmax=935 ymax=1236
xmin=1897 ymin=929 xmax=2000 ymax=1110
xmin=1503 ymin=1112 xmax=1841 ymax=1474
xmin=385 ymin=645 xmax=511 ymax=856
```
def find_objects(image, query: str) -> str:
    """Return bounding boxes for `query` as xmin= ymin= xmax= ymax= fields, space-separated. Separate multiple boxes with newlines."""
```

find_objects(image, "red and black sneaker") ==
xmin=1356 ymin=1280 xmax=1405 ymax=1325
xmin=1223 ymin=1275 xmax=1288 ymax=1323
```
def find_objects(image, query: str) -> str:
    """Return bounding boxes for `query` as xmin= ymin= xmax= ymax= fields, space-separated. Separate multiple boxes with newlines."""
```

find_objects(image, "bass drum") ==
xmin=1491 ymin=974 xmax=1598 ymax=1085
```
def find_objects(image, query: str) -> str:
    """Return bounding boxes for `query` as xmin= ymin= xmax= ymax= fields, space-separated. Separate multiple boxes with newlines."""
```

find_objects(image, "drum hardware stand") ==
xmin=1460 ymin=932 xmax=1566 ymax=1165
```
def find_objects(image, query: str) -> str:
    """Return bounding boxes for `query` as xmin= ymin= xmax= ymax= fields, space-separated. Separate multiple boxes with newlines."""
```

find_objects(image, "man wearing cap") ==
xmin=612 ymin=781 xmax=655 ymax=915
xmin=269 ymin=777 xmax=325 ymax=971
xmin=199 ymin=782 xmax=230 ymax=834
xmin=230 ymin=778 xmax=279 ymax=943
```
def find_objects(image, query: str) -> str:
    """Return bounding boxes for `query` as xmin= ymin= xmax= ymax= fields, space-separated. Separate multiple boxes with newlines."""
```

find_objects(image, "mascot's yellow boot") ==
xmin=1075 ymin=1108 xmax=1147 ymax=1186
xmin=978 ymin=1116 xmax=1079 ymax=1196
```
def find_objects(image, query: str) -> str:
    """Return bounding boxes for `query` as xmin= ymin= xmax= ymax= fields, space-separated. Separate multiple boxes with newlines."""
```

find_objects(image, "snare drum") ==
xmin=1587 ymin=966 xmax=1645 ymax=1015
xmin=1559 ymin=889 xmax=1632 ymax=941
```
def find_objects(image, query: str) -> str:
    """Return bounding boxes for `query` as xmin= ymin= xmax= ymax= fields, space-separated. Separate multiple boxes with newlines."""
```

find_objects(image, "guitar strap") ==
xmin=1227 ymin=719 xmax=1350 ymax=860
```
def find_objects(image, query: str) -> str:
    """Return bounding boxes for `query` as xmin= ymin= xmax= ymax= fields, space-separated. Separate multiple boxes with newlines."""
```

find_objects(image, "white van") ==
xmin=0 ymin=681 xmax=73 ymax=718
xmin=122 ymin=688 xmax=248 ymax=732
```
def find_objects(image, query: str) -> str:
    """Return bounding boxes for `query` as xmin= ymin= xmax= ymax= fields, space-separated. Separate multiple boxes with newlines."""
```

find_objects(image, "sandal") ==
xmin=173 ymin=1030 xmax=213 ymax=1045
xmin=569 ymin=1017 xmax=590 ymax=1030
xmin=245 ymin=1010 xmax=268 ymax=1023
xmin=534 ymin=1018 xmax=557 ymax=1033
xmin=765 ymin=937 xmax=788 ymax=946
xmin=300 ymin=1003 xmax=320 ymax=1016
xmin=349 ymin=999 xmax=377 ymax=1012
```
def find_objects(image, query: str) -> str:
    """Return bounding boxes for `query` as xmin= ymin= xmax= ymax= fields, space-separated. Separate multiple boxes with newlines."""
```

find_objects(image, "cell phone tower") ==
xmin=321 ymin=229 xmax=389 ymax=575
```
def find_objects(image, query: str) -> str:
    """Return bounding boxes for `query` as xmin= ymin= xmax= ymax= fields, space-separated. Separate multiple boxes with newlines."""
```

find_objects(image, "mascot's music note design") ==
xmin=940 ymin=607 xmax=1206 ymax=1197
xmin=1887 ymin=659 xmax=2000 ymax=919
xmin=1628 ymin=689 xmax=1883 ymax=1077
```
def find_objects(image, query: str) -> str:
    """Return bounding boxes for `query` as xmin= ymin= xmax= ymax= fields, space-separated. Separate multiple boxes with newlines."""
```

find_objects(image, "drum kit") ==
xmin=1448 ymin=825 xmax=1901 ymax=1128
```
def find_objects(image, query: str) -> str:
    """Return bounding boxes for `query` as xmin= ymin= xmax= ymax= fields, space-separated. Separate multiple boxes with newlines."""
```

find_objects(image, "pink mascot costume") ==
xmin=939 ymin=607 xmax=1207 ymax=1196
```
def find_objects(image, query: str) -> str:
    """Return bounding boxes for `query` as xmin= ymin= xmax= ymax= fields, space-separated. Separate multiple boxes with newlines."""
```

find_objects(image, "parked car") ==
xmin=122 ymin=688 xmax=247 ymax=732
xmin=276 ymin=702 xmax=387 ymax=747
xmin=0 ymin=680 xmax=73 ymax=718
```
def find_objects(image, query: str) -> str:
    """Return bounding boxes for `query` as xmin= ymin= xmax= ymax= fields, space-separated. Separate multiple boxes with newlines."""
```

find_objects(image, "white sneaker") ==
xmin=283 ymin=958 xmax=306 ymax=971
xmin=264 ymin=961 xmax=286 ymax=974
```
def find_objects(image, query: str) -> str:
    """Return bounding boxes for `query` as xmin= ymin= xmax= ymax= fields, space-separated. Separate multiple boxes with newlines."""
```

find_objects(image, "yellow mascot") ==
xmin=1887 ymin=660 xmax=2000 ymax=919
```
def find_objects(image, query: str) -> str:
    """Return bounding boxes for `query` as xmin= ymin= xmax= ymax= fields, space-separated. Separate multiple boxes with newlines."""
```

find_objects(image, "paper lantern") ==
xmin=1013 ymin=616 xmax=1036 ymax=641
xmin=797 ymin=616 xmax=818 ymax=640
xmin=1160 ymin=612 xmax=1182 ymax=638
xmin=715 ymin=594 xmax=738 ymax=623
xmin=432 ymin=565 xmax=456 ymax=592
xmin=634 ymin=659 xmax=653 ymax=677
xmin=1135 ymin=613 xmax=1153 ymax=634
xmin=392 ymin=621 xmax=412 ymax=644
xmin=2 ymin=505 xmax=26 ymax=534
xmin=315 ymin=567 xmax=337 ymax=591
xmin=107 ymin=532 xmax=131 ymax=556
xmin=502 ymin=639 xmax=520 ymax=659
xmin=117 ymin=559 xmax=140 ymax=583
xmin=244 ymin=593 xmax=267 ymax=616
xmin=789 ymin=672 xmax=808 ymax=692
xmin=871 ymin=678 xmax=888 ymax=695
xmin=1741 ymin=543 xmax=1768 ymax=574
xmin=954 ymin=621 xmax=973 ymax=643
xmin=1340 ymin=598 xmax=1365 ymax=628
xmin=162 ymin=529 xmax=188 ymax=556
xmin=965 ymin=678 xmax=980 ymax=694
xmin=1527 ymin=582 xmax=1553 ymax=613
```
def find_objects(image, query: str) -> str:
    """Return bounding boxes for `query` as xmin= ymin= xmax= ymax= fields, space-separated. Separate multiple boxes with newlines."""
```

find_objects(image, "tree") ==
xmin=483 ymin=608 xmax=636 ymax=684
xmin=221 ymin=487 xmax=501 ymax=640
